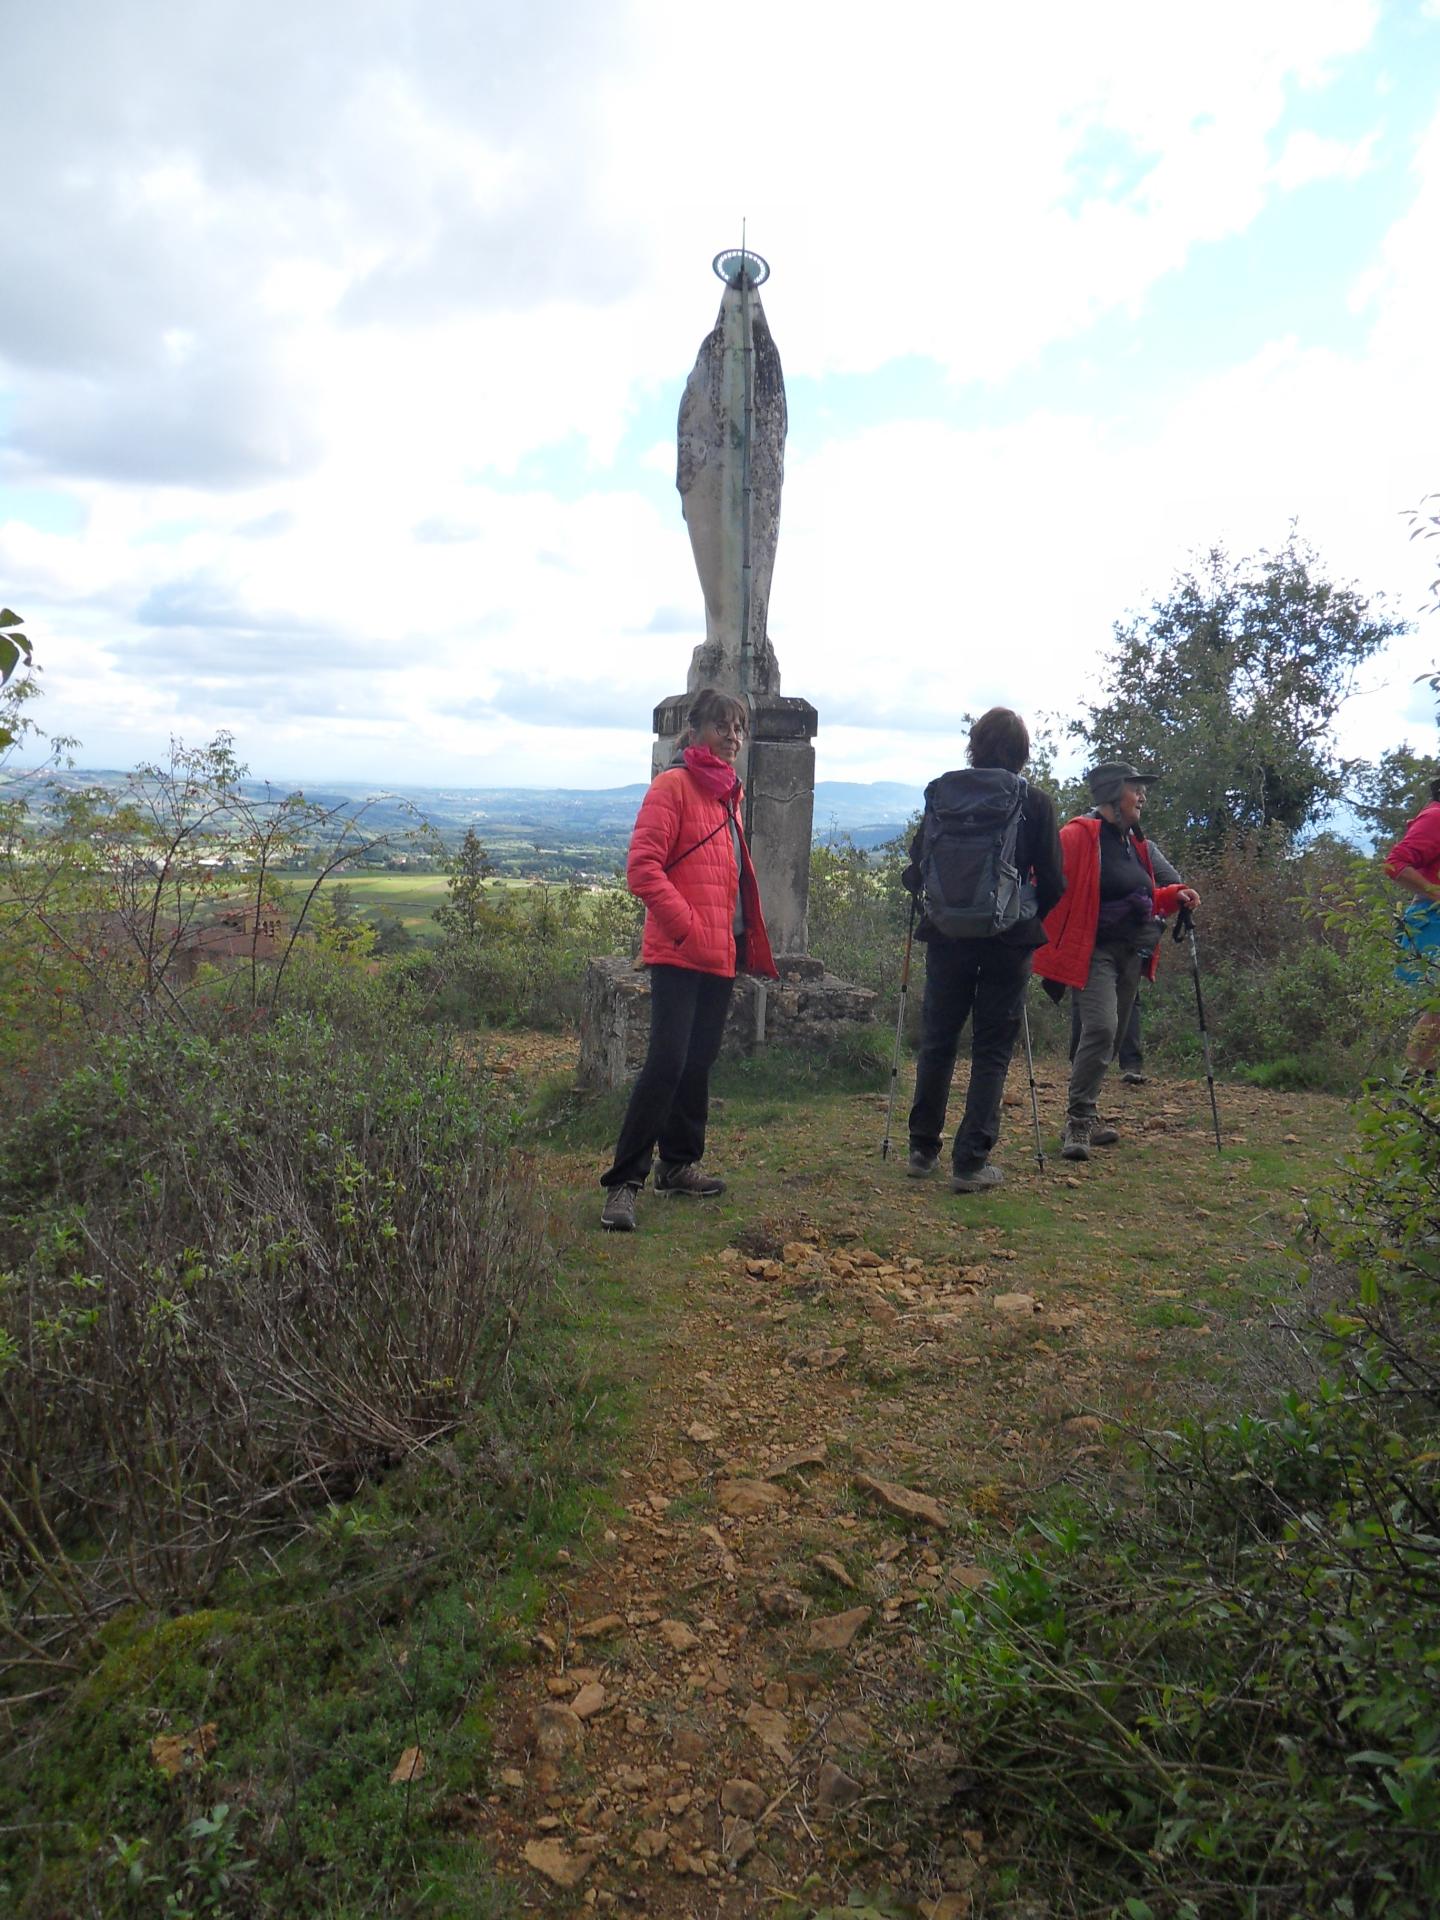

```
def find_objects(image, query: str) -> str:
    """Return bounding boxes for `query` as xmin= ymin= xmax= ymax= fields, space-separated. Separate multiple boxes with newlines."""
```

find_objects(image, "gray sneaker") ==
xmin=654 ymin=1162 xmax=726 ymax=1198
xmin=1121 ymin=1070 xmax=1148 ymax=1085
xmin=1061 ymin=1119 xmax=1092 ymax=1162
xmin=1090 ymin=1122 xmax=1120 ymax=1146
xmin=600 ymin=1183 xmax=640 ymax=1231
xmin=951 ymin=1164 xmax=1003 ymax=1193
xmin=907 ymin=1149 xmax=939 ymax=1178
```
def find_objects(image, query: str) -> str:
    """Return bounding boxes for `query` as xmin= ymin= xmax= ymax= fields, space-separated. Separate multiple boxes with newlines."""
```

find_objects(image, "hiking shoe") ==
xmin=1121 ymin=1070 xmax=1148 ymax=1085
xmin=600 ymin=1183 xmax=640 ymax=1231
xmin=906 ymin=1149 xmax=939 ymax=1178
xmin=654 ymin=1162 xmax=726 ymax=1198
xmin=1061 ymin=1119 xmax=1092 ymax=1162
xmin=1090 ymin=1123 xmax=1120 ymax=1146
xmin=951 ymin=1164 xmax=1003 ymax=1193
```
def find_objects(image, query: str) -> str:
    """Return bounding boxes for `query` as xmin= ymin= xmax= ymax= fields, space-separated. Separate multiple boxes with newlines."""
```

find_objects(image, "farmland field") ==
xmin=310 ymin=871 xmax=605 ymax=931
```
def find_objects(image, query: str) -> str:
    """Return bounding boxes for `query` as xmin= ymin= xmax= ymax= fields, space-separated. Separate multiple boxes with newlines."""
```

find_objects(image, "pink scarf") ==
xmin=683 ymin=744 xmax=740 ymax=804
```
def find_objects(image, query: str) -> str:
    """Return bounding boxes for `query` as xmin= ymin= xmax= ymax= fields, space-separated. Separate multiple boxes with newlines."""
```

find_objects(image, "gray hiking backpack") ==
xmin=917 ymin=768 xmax=1031 ymax=939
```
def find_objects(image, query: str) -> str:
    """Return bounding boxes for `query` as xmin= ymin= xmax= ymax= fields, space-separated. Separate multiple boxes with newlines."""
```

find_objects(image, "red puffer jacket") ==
xmin=1034 ymin=815 xmax=1187 ymax=992
xmin=628 ymin=767 xmax=778 ymax=979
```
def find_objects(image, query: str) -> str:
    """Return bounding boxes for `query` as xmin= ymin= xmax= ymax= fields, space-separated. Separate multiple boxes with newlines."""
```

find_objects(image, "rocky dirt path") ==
xmin=471 ymin=1042 xmax=1349 ymax=1917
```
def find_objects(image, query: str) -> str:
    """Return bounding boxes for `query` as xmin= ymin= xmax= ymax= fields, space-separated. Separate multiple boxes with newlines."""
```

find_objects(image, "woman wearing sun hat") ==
xmin=1035 ymin=762 xmax=1199 ymax=1161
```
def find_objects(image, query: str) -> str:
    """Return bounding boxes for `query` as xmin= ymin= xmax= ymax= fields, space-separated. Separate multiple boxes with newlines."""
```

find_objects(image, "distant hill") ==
xmin=812 ymin=781 xmax=924 ymax=847
xmin=6 ymin=770 xmax=925 ymax=852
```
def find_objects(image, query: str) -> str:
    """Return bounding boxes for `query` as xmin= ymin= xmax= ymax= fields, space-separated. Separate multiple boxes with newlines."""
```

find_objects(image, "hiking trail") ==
xmin=472 ymin=1039 xmax=1347 ymax=1916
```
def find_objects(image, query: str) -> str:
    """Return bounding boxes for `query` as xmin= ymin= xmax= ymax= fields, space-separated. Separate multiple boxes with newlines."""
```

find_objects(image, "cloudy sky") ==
xmin=4 ymin=0 xmax=1439 ymax=790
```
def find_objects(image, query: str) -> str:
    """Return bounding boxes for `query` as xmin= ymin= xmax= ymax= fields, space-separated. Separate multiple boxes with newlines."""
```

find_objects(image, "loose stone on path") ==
xmin=807 ymin=1605 xmax=872 ymax=1652
xmin=742 ymin=1702 xmax=794 ymax=1764
xmin=523 ymin=1839 xmax=595 ymax=1889
xmin=717 ymin=1478 xmax=785 ymax=1517
xmin=855 ymin=1471 xmax=951 ymax=1530
xmin=657 ymin=1617 xmax=700 ymax=1652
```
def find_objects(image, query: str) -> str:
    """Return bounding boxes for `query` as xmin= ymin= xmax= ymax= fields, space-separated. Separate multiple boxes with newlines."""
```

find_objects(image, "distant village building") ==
xmin=172 ymin=903 xmax=287 ymax=982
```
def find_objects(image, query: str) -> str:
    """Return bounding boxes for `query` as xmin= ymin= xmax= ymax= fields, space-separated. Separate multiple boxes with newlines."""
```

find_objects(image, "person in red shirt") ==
xmin=1384 ymin=776 xmax=1440 ymax=1073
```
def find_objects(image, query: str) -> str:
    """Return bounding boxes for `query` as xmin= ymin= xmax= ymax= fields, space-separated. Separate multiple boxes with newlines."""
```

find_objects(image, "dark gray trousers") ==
xmin=1068 ymin=946 xmax=1144 ymax=1121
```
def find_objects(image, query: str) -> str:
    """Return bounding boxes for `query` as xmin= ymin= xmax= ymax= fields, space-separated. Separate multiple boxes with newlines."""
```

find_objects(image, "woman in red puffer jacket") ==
xmin=599 ymin=688 xmax=777 ymax=1232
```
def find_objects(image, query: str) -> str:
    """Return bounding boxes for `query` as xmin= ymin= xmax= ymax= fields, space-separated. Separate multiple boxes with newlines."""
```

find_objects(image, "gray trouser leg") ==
xmin=1069 ymin=947 xmax=1143 ymax=1120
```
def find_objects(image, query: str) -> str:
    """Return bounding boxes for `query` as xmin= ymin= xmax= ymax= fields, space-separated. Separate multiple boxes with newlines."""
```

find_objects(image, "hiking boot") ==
xmin=906 ymin=1149 xmax=939 ymax=1178
xmin=1121 ymin=1070 xmax=1148 ymax=1085
xmin=600 ymin=1183 xmax=640 ymax=1231
xmin=654 ymin=1162 xmax=726 ymax=1198
xmin=951 ymin=1164 xmax=1003 ymax=1193
xmin=1090 ymin=1122 xmax=1120 ymax=1146
xmin=1061 ymin=1118 xmax=1092 ymax=1161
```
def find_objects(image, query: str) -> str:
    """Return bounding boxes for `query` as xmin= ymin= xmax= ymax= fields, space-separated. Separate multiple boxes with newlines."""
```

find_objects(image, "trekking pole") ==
xmin=1020 ymin=995 xmax=1046 ymax=1171
xmin=1174 ymin=905 xmax=1222 ymax=1153
xmin=881 ymin=893 xmax=917 ymax=1159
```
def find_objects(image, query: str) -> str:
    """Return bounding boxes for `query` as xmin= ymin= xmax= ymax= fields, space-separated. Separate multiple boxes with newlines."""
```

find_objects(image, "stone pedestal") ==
xmin=577 ymin=954 xmax=876 ymax=1092
xmin=653 ymin=690 xmax=817 ymax=959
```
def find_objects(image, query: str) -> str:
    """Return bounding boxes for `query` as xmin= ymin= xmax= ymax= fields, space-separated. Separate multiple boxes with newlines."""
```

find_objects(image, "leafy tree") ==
xmin=0 ymin=608 xmax=33 ymax=756
xmin=1351 ymin=742 xmax=1440 ymax=848
xmin=3 ymin=735 xmax=413 ymax=1053
xmin=434 ymin=828 xmax=496 ymax=943
xmin=311 ymin=881 xmax=376 ymax=960
xmin=1076 ymin=534 xmax=1406 ymax=857
xmin=1403 ymin=491 xmax=1440 ymax=616
xmin=371 ymin=908 xmax=415 ymax=955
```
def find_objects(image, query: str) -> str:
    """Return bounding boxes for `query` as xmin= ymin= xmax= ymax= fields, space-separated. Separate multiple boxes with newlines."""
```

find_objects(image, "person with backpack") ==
xmin=1035 ymin=764 xmax=1199 ymax=1161
xmin=902 ymin=708 xmax=1065 ymax=1192
xmin=598 ymin=687 xmax=778 ymax=1232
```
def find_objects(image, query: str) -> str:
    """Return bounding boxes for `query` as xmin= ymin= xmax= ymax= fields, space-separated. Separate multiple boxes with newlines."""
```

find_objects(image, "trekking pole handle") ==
xmin=1174 ymin=903 xmax=1195 ymax=942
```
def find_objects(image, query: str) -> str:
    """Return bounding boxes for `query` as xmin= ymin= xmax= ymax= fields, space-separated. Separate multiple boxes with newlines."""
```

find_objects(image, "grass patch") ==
xmin=3 ymin=1383 xmax=616 ymax=1916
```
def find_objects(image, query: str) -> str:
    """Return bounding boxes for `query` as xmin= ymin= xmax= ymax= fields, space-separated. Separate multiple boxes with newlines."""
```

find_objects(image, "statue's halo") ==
xmin=712 ymin=249 xmax=770 ymax=289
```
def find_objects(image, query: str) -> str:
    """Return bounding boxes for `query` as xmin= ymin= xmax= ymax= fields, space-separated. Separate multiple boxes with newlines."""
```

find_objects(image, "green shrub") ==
xmin=808 ymin=833 xmax=913 ymax=1017
xmin=931 ymin=1067 xmax=1440 ymax=1916
xmin=0 ymin=980 xmax=552 ymax=1670
xmin=417 ymin=882 xmax=642 ymax=1030
xmin=939 ymin=1389 xmax=1440 ymax=1914
xmin=1115 ymin=835 xmax=1409 ymax=1092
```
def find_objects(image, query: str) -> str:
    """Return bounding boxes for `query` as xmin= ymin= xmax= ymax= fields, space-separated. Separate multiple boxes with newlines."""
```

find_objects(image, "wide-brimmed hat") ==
xmin=1087 ymin=760 xmax=1161 ymax=802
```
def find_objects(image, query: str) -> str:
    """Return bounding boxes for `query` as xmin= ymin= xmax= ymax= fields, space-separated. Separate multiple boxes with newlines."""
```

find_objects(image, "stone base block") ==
xmin=576 ymin=955 xmax=876 ymax=1092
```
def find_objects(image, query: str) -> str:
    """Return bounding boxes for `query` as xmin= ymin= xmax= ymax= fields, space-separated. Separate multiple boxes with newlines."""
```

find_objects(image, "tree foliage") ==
xmin=1 ymin=734 xmax=419 ymax=1087
xmin=310 ymin=880 xmax=377 ymax=960
xmin=1076 ymin=535 xmax=1405 ymax=858
xmin=1351 ymin=742 xmax=1440 ymax=849
xmin=0 ymin=607 xmax=33 ymax=757
xmin=1403 ymin=490 xmax=1440 ymax=616
xmin=434 ymin=827 xmax=496 ymax=943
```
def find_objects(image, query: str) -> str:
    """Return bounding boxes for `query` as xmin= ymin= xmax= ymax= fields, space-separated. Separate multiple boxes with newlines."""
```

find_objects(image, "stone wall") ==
xmin=576 ymin=955 xmax=876 ymax=1092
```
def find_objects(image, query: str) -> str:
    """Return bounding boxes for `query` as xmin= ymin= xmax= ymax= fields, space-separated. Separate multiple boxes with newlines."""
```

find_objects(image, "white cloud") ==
xmin=1271 ymin=127 xmax=1379 ymax=189
xmin=7 ymin=0 xmax=1440 ymax=792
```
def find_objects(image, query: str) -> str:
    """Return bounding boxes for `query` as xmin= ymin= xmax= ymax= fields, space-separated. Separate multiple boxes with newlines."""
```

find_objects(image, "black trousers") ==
xmin=907 ymin=938 xmax=1033 ymax=1172
xmin=601 ymin=964 xmax=735 ymax=1188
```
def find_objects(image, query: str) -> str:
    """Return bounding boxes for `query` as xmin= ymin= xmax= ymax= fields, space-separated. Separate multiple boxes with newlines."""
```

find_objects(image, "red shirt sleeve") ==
xmin=1385 ymin=802 xmax=1440 ymax=882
